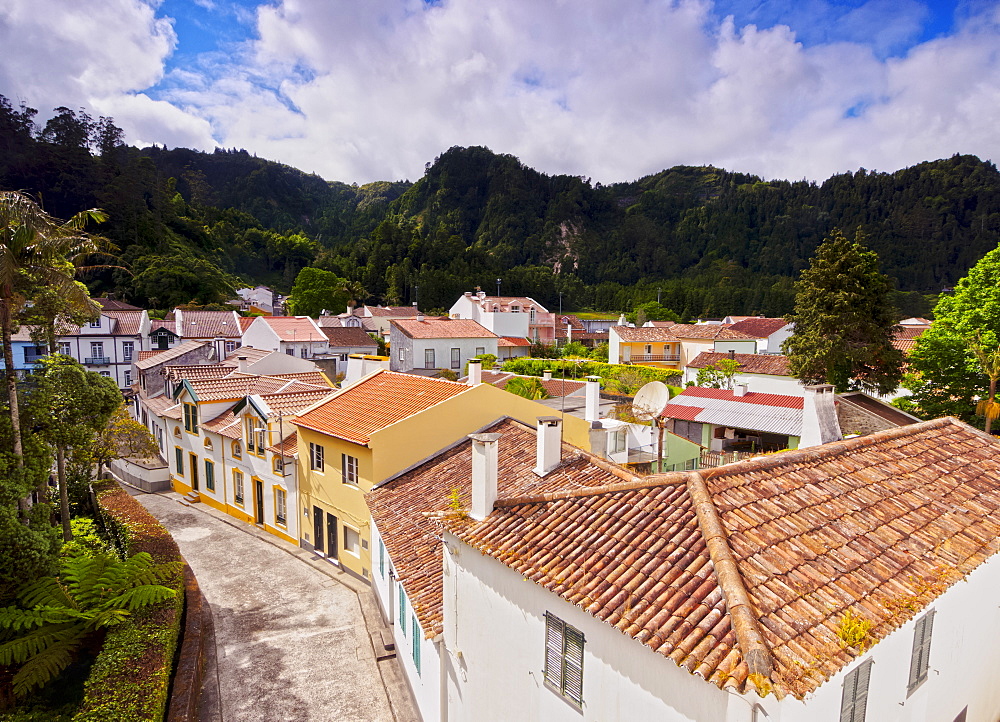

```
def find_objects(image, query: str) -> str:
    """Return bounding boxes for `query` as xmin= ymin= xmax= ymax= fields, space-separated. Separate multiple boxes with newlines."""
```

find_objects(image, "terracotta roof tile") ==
xmin=182 ymin=375 xmax=326 ymax=402
xmin=103 ymin=310 xmax=144 ymax=336
xmin=611 ymin=326 xmax=681 ymax=342
xmin=472 ymin=295 xmax=547 ymax=312
xmin=444 ymin=417 xmax=1000 ymax=699
xmin=293 ymin=370 xmax=471 ymax=444
xmin=177 ymin=310 xmax=242 ymax=338
xmin=365 ymin=305 xmax=421 ymax=317
xmin=134 ymin=340 xmax=210 ymax=370
xmin=671 ymin=386 xmax=804 ymax=409
xmin=498 ymin=336 xmax=531 ymax=347
xmin=239 ymin=317 xmax=255 ymax=331
xmin=93 ymin=298 xmax=141 ymax=311
xmin=392 ymin=318 xmax=497 ymax=339
xmin=686 ymin=352 xmax=791 ymax=376
xmin=473 ymin=371 xmax=586 ymax=397
xmin=727 ymin=318 xmax=791 ymax=338
xmin=270 ymin=372 xmax=332 ymax=387
xmin=253 ymin=316 xmax=326 ymax=342
xmin=368 ymin=419 xmax=636 ymax=639
xmin=137 ymin=350 xmax=163 ymax=362
xmin=150 ymin=320 xmax=176 ymax=333
xmin=662 ymin=323 xmax=757 ymax=340
xmin=267 ymin=431 xmax=297 ymax=455
xmin=321 ymin=327 xmax=379 ymax=347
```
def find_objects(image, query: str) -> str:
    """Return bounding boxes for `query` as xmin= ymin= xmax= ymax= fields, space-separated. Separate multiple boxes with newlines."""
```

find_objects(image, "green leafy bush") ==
xmin=501 ymin=358 xmax=681 ymax=389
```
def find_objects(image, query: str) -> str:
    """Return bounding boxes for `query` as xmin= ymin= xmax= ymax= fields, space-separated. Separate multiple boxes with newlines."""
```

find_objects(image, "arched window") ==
xmin=173 ymin=427 xmax=181 ymax=438
xmin=232 ymin=441 xmax=242 ymax=459
xmin=203 ymin=437 xmax=213 ymax=450
xmin=273 ymin=456 xmax=285 ymax=474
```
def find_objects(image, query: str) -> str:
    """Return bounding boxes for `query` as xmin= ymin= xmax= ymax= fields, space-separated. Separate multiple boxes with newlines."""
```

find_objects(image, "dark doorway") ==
xmin=254 ymin=479 xmax=264 ymax=524
xmin=313 ymin=506 xmax=324 ymax=553
xmin=326 ymin=512 xmax=338 ymax=560
xmin=190 ymin=454 xmax=199 ymax=491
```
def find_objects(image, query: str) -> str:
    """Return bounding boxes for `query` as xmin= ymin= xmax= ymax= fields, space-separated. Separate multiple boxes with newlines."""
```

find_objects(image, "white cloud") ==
xmin=1 ymin=0 xmax=999 ymax=185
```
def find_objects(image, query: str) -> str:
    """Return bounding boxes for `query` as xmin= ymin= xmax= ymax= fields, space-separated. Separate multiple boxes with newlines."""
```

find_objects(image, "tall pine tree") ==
xmin=782 ymin=229 xmax=904 ymax=395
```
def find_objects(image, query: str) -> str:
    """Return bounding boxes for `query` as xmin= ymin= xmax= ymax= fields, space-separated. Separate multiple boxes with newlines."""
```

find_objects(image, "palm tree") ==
xmin=970 ymin=334 xmax=1000 ymax=434
xmin=0 ymin=191 xmax=108 ymax=462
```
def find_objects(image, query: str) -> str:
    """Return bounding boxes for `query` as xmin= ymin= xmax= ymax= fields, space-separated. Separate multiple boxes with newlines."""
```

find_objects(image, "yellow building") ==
xmin=293 ymin=369 xmax=594 ymax=581
xmin=608 ymin=326 xmax=682 ymax=369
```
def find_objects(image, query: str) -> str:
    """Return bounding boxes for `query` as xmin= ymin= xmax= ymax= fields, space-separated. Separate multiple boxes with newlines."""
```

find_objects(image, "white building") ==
xmin=436 ymin=417 xmax=1000 ymax=722
xmin=242 ymin=316 xmax=330 ymax=359
xmin=682 ymin=351 xmax=802 ymax=395
xmin=172 ymin=309 xmax=244 ymax=359
xmin=55 ymin=306 xmax=150 ymax=391
xmin=449 ymin=291 xmax=555 ymax=343
xmin=726 ymin=317 xmax=795 ymax=354
xmin=388 ymin=317 xmax=498 ymax=373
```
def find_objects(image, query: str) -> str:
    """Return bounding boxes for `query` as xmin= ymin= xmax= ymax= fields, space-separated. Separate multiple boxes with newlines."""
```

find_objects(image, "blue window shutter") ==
xmin=399 ymin=586 xmax=406 ymax=636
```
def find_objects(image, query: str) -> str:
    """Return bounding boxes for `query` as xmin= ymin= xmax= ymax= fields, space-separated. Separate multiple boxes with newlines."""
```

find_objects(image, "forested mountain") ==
xmin=2 ymin=95 xmax=999 ymax=317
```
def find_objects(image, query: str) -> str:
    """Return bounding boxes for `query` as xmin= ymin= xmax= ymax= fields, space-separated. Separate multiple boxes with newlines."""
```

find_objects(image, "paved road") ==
xmin=136 ymin=494 xmax=411 ymax=722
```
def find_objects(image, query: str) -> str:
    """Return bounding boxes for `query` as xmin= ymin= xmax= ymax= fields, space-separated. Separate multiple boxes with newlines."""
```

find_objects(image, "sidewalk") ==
xmin=133 ymin=489 xmax=419 ymax=722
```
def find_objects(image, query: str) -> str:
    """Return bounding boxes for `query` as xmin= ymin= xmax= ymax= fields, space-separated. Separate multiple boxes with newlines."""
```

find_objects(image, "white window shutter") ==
xmin=544 ymin=613 xmax=564 ymax=691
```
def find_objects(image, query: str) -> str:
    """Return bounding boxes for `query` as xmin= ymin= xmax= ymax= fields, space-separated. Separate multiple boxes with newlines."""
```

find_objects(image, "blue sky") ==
xmin=1 ymin=0 xmax=998 ymax=184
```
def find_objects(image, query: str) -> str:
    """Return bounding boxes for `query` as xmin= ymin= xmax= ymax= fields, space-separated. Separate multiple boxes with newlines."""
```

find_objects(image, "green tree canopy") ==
xmin=904 ymin=244 xmax=1000 ymax=425
xmin=782 ymin=229 xmax=904 ymax=395
xmin=696 ymin=359 xmax=741 ymax=389
xmin=286 ymin=267 xmax=350 ymax=317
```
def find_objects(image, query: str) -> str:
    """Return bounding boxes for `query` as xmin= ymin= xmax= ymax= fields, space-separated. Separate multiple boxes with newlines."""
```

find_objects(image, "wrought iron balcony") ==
xmin=630 ymin=354 xmax=681 ymax=363
xmin=84 ymin=356 xmax=111 ymax=365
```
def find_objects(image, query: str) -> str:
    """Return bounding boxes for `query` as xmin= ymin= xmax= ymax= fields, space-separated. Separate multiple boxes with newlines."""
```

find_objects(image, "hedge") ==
xmin=500 ymin=358 xmax=683 ymax=386
xmin=72 ymin=482 xmax=184 ymax=722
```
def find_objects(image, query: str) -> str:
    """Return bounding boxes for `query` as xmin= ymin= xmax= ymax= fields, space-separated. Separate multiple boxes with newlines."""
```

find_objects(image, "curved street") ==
xmin=135 ymin=492 xmax=417 ymax=722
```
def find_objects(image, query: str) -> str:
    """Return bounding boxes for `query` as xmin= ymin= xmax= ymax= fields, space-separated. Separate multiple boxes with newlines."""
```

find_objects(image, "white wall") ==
xmin=681 ymin=368 xmax=804 ymax=396
xmin=411 ymin=338 xmax=499 ymax=371
xmin=479 ymin=311 xmax=529 ymax=338
xmin=761 ymin=326 xmax=793 ymax=354
xmin=713 ymin=340 xmax=758 ymax=355
xmin=442 ymin=535 xmax=741 ymax=722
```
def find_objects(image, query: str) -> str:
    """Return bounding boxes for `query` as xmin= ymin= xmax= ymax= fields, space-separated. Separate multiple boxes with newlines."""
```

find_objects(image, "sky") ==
xmin=0 ymin=0 xmax=998 ymax=185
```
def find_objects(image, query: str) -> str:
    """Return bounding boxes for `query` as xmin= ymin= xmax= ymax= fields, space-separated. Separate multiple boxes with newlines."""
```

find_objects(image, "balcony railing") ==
xmin=84 ymin=356 xmax=111 ymax=365
xmin=629 ymin=354 xmax=681 ymax=363
xmin=23 ymin=352 xmax=47 ymax=364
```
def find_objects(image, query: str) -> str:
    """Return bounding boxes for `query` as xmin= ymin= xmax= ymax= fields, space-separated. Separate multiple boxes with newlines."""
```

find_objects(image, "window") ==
xmin=609 ymin=428 xmax=627 ymax=455
xmin=309 ymin=442 xmax=325 ymax=471
xmin=57 ymin=342 xmax=71 ymax=355
xmin=645 ymin=344 xmax=652 ymax=354
xmin=232 ymin=441 xmax=242 ymax=459
xmin=233 ymin=470 xmax=244 ymax=505
xmin=273 ymin=456 xmax=284 ymax=475
xmin=203 ymin=437 xmax=213 ymax=450
xmin=399 ymin=586 xmax=407 ymax=635
xmin=300 ymin=347 xmax=308 ymax=358
xmin=397 ymin=346 xmax=404 ymax=362
xmin=204 ymin=460 xmax=215 ymax=491
xmin=510 ymin=305 xmax=520 ymax=313
xmin=246 ymin=417 xmax=264 ymax=454
xmin=451 ymin=348 xmax=461 ymax=369
xmin=90 ymin=341 xmax=104 ymax=359
xmin=275 ymin=488 xmax=287 ymax=525
xmin=379 ymin=538 xmax=385 ymax=577
xmin=343 ymin=526 xmax=360 ymax=556
xmin=89 ymin=319 xmax=101 ymax=328
xmin=529 ymin=308 xmax=536 ymax=324
xmin=285 ymin=348 xmax=295 ymax=355
xmin=183 ymin=403 xmax=199 ymax=434
xmin=544 ymin=612 xmax=584 ymax=707
xmin=342 ymin=454 xmax=358 ymax=485
xmin=412 ymin=616 xmax=421 ymax=672
xmin=175 ymin=447 xmax=184 ymax=476
xmin=124 ymin=370 xmax=132 ymax=387
xmin=424 ymin=348 xmax=435 ymax=369
xmin=841 ymin=660 xmax=873 ymax=722
xmin=475 ymin=347 xmax=485 ymax=356
xmin=225 ymin=341 xmax=237 ymax=353
xmin=122 ymin=341 xmax=133 ymax=361
xmin=907 ymin=611 xmax=935 ymax=695
xmin=100 ymin=371 xmax=111 ymax=377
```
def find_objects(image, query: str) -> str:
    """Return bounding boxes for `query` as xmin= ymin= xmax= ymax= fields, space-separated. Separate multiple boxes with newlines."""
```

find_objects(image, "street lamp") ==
xmin=496 ymin=278 xmax=501 ymax=296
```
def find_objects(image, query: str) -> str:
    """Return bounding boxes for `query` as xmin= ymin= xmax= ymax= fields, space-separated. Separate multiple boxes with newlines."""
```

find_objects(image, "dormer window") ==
xmin=89 ymin=319 xmax=101 ymax=328
xmin=510 ymin=305 xmax=520 ymax=313
xmin=273 ymin=456 xmax=285 ymax=474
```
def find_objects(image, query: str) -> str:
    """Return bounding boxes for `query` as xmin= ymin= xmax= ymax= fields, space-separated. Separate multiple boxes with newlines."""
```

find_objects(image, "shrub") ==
xmin=501 ymin=358 xmax=682 ymax=389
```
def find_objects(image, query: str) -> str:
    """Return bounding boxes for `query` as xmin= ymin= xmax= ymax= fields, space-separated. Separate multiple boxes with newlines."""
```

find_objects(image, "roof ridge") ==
xmin=494 ymin=464 xmax=687 ymax=508
xmin=686 ymin=471 xmax=774 ymax=694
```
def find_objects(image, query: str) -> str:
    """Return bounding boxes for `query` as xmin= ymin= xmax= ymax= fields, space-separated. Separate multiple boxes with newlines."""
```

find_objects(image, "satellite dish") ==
xmin=632 ymin=381 xmax=669 ymax=422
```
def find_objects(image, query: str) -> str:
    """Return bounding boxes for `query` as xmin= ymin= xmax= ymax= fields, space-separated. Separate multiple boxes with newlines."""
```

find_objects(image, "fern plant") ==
xmin=0 ymin=552 xmax=178 ymax=696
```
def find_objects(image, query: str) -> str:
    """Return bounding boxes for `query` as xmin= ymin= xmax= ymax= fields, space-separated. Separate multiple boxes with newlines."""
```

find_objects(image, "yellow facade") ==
xmin=295 ymin=381 xmax=596 ymax=580
xmin=620 ymin=341 xmax=682 ymax=369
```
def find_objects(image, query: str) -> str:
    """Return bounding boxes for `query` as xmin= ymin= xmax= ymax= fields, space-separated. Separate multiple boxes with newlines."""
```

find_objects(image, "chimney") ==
xmin=543 ymin=369 xmax=552 ymax=381
xmin=417 ymin=312 xmax=425 ymax=322
xmin=566 ymin=322 xmax=573 ymax=344
xmin=728 ymin=349 xmax=735 ymax=360
xmin=477 ymin=291 xmax=486 ymax=300
xmin=585 ymin=375 xmax=601 ymax=422
xmin=799 ymin=384 xmax=842 ymax=448
xmin=237 ymin=356 xmax=249 ymax=374
xmin=534 ymin=417 xmax=562 ymax=477
xmin=589 ymin=421 xmax=608 ymax=459
xmin=464 ymin=291 xmax=473 ymax=298
xmin=467 ymin=359 xmax=482 ymax=386
xmin=733 ymin=383 xmax=748 ymax=397
xmin=469 ymin=433 xmax=501 ymax=520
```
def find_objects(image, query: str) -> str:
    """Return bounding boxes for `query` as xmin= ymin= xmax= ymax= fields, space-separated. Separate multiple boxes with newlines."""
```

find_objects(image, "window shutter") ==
xmin=841 ymin=660 xmax=872 ymax=722
xmin=563 ymin=625 xmax=585 ymax=705
xmin=908 ymin=610 xmax=935 ymax=693
xmin=544 ymin=613 xmax=564 ymax=691
xmin=412 ymin=616 xmax=421 ymax=671
xmin=399 ymin=586 xmax=406 ymax=635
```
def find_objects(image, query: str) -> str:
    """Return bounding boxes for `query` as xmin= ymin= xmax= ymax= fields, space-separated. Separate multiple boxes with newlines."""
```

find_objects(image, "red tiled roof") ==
xmin=134 ymin=340 xmax=210 ymax=370
xmin=150 ymin=320 xmax=176 ymax=333
xmin=177 ymin=310 xmax=242 ymax=338
xmin=368 ymin=418 xmax=636 ymax=639
xmin=497 ymin=336 xmax=531 ymax=347
xmin=365 ymin=305 xmax=421 ymax=317
xmin=182 ymin=375 xmax=326 ymax=403
xmin=103 ymin=310 xmax=144 ymax=336
xmin=662 ymin=323 xmax=757 ymax=340
xmin=293 ymin=370 xmax=471 ymax=444
xmin=239 ymin=316 xmax=255 ymax=331
xmin=472 ymin=295 xmax=547 ymax=312
xmin=267 ymin=431 xmax=297 ymax=456
xmin=726 ymin=317 xmax=790 ymax=338
xmin=252 ymin=316 xmax=325 ymax=342
xmin=321 ymin=327 xmax=379 ymax=348
xmin=271 ymin=371 xmax=332 ymax=387
xmin=443 ymin=417 xmax=1000 ymax=699
xmin=392 ymin=319 xmax=497 ymax=340
xmin=673 ymin=386 xmax=804 ymax=409
xmin=611 ymin=326 xmax=681 ymax=342
xmin=686 ymin=352 xmax=791 ymax=376
xmin=892 ymin=325 xmax=928 ymax=354
xmin=93 ymin=298 xmax=141 ymax=311
xmin=137 ymin=350 xmax=163 ymax=362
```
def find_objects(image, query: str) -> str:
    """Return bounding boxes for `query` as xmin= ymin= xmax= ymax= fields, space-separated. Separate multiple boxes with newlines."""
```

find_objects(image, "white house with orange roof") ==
xmin=173 ymin=308 xmax=244 ymax=358
xmin=449 ymin=290 xmax=555 ymax=342
xmin=388 ymin=317 xmax=498 ymax=373
xmin=242 ymin=315 xmax=330 ymax=359
xmin=52 ymin=303 xmax=150 ymax=391
xmin=725 ymin=317 xmax=794 ymax=353
xmin=292 ymin=368 xmax=598 ymax=581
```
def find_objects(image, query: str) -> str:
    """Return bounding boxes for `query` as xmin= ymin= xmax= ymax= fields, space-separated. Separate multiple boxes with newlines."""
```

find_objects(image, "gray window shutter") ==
xmin=908 ymin=610 xmax=935 ymax=693
xmin=841 ymin=660 xmax=872 ymax=722
xmin=563 ymin=625 xmax=585 ymax=706
xmin=544 ymin=613 xmax=564 ymax=691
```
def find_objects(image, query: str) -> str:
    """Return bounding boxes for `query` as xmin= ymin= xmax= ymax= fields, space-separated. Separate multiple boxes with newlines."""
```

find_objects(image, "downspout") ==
xmin=437 ymin=637 xmax=448 ymax=722
xmin=687 ymin=471 xmax=774 ymax=691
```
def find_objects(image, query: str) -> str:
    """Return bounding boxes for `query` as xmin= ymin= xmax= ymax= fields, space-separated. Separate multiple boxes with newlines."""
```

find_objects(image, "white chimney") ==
xmin=477 ymin=291 xmax=487 ymax=300
xmin=799 ymin=384 xmax=841 ymax=448
xmin=467 ymin=359 xmax=482 ymax=386
xmin=543 ymin=369 xmax=552 ymax=381
xmin=417 ymin=312 xmax=425 ymax=322
xmin=237 ymin=356 xmax=249 ymax=374
xmin=585 ymin=375 xmax=601 ymax=422
xmin=470 ymin=432 xmax=501 ymax=520
xmin=566 ymin=321 xmax=573 ymax=344
xmin=534 ymin=417 xmax=562 ymax=477
xmin=733 ymin=383 xmax=748 ymax=397
xmin=464 ymin=291 xmax=473 ymax=297
xmin=588 ymin=421 xmax=608 ymax=459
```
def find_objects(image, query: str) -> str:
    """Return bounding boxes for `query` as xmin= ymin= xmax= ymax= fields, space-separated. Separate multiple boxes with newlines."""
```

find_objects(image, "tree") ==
xmin=781 ymin=229 xmax=904 ymax=394
xmin=969 ymin=336 xmax=1000 ymax=434
xmin=504 ymin=377 xmax=550 ymax=400
xmin=904 ymin=247 xmax=1000 ymax=424
xmin=0 ymin=551 xmax=177 ymax=697
xmin=625 ymin=301 xmax=679 ymax=326
xmin=0 ymin=191 xmax=108 ymax=465
xmin=696 ymin=359 xmax=741 ymax=389
xmin=89 ymin=403 xmax=159 ymax=482
xmin=286 ymin=267 xmax=351 ymax=317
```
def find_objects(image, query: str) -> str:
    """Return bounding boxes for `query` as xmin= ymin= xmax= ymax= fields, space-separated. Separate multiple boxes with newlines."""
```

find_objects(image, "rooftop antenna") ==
xmin=632 ymin=381 xmax=670 ymax=472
